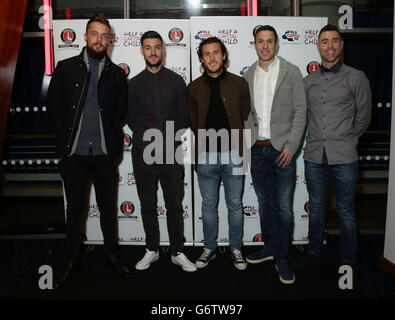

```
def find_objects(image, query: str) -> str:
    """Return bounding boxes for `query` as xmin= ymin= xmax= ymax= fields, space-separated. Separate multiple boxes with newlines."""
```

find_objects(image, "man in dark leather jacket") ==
xmin=47 ymin=15 xmax=129 ymax=289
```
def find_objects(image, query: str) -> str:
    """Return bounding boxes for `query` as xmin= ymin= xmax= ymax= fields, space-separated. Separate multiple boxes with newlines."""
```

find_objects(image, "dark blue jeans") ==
xmin=250 ymin=145 xmax=296 ymax=262
xmin=305 ymin=151 xmax=358 ymax=264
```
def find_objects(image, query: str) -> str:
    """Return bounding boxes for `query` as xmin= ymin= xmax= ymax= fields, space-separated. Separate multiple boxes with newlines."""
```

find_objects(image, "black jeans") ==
xmin=60 ymin=154 xmax=118 ymax=259
xmin=132 ymin=147 xmax=185 ymax=255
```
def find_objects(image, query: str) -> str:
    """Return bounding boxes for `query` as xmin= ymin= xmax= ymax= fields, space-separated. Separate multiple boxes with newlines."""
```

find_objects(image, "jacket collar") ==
xmin=203 ymin=68 xmax=228 ymax=82
xmin=79 ymin=46 xmax=111 ymax=69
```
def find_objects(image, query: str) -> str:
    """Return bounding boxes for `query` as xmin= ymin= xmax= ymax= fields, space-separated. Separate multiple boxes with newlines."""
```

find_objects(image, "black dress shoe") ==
xmin=54 ymin=259 xmax=79 ymax=291
xmin=105 ymin=253 xmax=130 ymax=277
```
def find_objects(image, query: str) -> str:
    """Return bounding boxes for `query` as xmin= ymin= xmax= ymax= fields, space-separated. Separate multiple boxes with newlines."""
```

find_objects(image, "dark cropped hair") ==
xmin=318 ymin=24 xmax=343 ymax=39
xmin=197 ymin=37 xmax=229 ymax=69
xmin=252 ymin=24 xmax=278 ymax=43
xmin=140 ymin=30 xmax=163 ymax=46
xmin=86 ymin=15 xmax=111 ymax=32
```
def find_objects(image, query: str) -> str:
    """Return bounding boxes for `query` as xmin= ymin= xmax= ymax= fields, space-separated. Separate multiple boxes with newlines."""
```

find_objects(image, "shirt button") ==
xmin=75 ymin=83 xmax=79 ymax=87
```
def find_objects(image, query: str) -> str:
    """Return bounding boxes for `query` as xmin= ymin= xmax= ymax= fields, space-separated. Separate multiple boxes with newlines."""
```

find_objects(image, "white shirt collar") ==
xmin=256 ymin=55 xmax=279 ymax=72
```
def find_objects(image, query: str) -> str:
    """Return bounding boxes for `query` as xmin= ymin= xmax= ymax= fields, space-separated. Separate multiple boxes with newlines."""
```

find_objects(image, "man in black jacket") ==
xmin=47 ymin=15 xmax=129 ymax=289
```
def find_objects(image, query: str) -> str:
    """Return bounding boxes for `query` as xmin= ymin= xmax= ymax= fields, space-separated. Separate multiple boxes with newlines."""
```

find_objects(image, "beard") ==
xmin=86 ymin=44 xmax=107 ymax=59
xmin=145 ymin=55 xmax=162 ymax=68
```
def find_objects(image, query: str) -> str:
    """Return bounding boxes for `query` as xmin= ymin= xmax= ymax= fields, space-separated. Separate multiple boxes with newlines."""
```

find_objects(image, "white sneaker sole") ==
xmin=275 ymin=265 xmax=296 ymax=284
xmin=246 ymin=255 xmax=274 ymax=264
xmin=234 ymin=262 xmax=247 ymax=271
xmin=135 ymin=254 xmax=159 ymax=270
xmin=171 ymin=256 xmax=197 ymax=272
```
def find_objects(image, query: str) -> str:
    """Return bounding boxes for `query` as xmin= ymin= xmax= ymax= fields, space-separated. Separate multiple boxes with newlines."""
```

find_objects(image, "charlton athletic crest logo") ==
xmin=120 ymin=201 xmax=135 ymax=216
xmin=58 ymin=28 xmax=79 ymax=48
xmin=307 ymin=61 xmax=320 ymax=74
xmin=61 ymin=28 xmax=76 ymax=44
xmin=166 ymin=28 xmax=186 ymax=48
xmin=168 ymin=28 xmax=183 ymax=43
xmin=118 ymin=63 xmax=130 ymax=77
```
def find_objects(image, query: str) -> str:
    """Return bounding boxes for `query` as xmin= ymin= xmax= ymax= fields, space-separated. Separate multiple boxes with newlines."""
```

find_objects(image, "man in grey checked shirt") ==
xmin=303 ymin=24 xmax=372 ymax=268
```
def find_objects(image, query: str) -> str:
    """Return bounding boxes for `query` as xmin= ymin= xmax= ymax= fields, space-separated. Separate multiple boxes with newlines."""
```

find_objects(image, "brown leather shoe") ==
xmin=105 ymin=253 xmax=129 ymax=277
xmin=54 ymin=259 xmax=78 ymax=291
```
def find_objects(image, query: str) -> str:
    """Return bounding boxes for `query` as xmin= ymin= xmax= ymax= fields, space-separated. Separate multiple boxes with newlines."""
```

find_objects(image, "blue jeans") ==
xmin=250 ymin=145 xmax=296 ymax=262
xmin=196 ymin=151 xmax=244 ymax=251
xmin=305 ymin=151 xmax=358 ymax=264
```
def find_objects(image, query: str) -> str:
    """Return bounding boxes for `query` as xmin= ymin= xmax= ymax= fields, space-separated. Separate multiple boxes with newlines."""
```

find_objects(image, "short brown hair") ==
xmin=197 ymin=37 xmax=229 ymax=70
xmin=86 ymin=15 xmax=111 ymax=32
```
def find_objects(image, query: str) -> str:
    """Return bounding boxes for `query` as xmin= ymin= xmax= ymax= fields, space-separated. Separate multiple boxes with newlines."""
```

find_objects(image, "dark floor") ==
xmin=0 ymin=235 xmax=394 ymax=302
xmin=0 ymin=193 xmax=393 ymax=309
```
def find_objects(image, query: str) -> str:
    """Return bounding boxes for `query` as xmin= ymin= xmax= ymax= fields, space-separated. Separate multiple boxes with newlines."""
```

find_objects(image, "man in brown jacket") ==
xmin=186 ymin=37 xmax=250 ymax=270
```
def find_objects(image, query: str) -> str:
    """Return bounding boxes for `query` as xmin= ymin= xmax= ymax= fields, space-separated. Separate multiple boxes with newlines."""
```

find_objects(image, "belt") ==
xmin=255 ymin=139 xmax=271 ymax=146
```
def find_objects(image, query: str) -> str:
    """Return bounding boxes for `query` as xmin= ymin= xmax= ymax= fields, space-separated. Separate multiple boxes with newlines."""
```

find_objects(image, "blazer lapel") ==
xmin=245 ymin=62 xmax=257 ymax=111
xmin=273 ymin=57 xmax=288 ymax=99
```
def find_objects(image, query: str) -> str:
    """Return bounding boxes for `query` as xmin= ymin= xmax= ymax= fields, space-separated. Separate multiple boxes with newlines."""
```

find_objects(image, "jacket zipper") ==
xmin=66 ymin=71 xmax=89 ymax=154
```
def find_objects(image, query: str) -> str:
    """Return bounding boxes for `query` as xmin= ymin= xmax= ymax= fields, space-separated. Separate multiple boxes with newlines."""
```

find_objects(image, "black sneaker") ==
xmin=195 ymin=248 xmax=216 ymax=269
xmin=230 ymin=249 xmax=247 ymax=270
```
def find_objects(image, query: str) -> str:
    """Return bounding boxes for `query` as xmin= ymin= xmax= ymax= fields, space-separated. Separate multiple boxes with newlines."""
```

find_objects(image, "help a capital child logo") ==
xmin=304 ymin=29 xmax=319 ymax=45
xmin=171 ymin=66 xmax=188 ymax=81
xmin=167 ymin=28 xmax=186 ymax=48
xmin=217 ymin=29 xmax=239 ymax=45
xmin=123 ymin=31 xmax=142 ymax=47
xmin=88 ymin=204 xmax=100 ymax=219
xmin=59 ymin=28 xmax=79 ymax=48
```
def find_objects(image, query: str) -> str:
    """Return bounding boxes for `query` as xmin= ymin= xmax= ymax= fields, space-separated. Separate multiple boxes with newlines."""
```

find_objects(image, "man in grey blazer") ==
xmin=244 ymin=25 xmax=307 ymax=284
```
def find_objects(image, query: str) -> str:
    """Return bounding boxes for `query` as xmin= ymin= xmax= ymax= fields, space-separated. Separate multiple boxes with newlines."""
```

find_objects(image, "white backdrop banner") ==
xmin=53 ymin=16 xmax=327 ymax=247
xmin=53 ymin=19 xmax=193 ymax=245
xmin=190 ymin=16 xmax=327 ymax=246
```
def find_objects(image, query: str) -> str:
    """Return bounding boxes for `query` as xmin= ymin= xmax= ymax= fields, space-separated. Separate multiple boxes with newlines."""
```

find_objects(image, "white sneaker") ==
xmin=135 ymin=249 xmax=159 ymax=270
xmin=171 ymin=252 xmax=197 ymax=272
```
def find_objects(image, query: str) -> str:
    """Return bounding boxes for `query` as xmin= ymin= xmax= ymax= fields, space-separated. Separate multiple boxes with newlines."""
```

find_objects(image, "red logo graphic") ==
xmin=168 ymin=28 xmax=183 ymax=43
xmin=118 ymin=63 xmax=130 ymax=77
xmin=307 ymin=61 xmax=320 ymax=74
xmin=61 ymin=28 xmax=76 ymax=44
xmin=120 ymin=201 xmax=135 ymax=215
xmin=253 ymin=234 xmax=264 ymax=242
xmin=304 ymin=201 xmax=311 ymax=213
xmin=124 ymin=134 xmax=132 ymax=148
